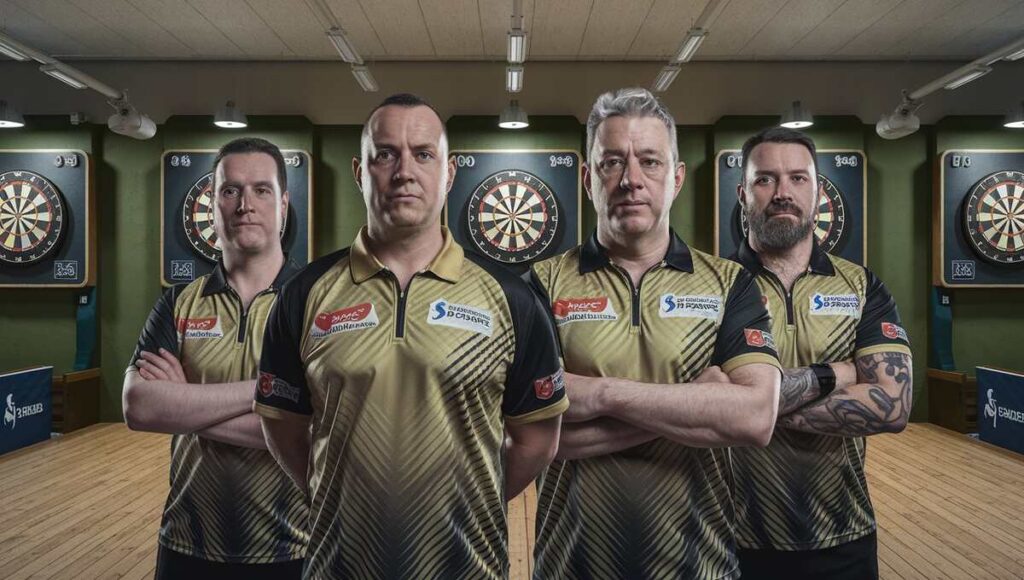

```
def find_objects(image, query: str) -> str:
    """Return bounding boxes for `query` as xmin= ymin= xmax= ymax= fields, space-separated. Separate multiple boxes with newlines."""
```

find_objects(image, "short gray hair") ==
xmin=586 ymin=88 xmax=678 ymax=164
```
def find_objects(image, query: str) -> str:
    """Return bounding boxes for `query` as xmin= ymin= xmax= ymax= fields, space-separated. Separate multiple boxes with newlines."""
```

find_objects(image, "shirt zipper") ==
xmin=611 ymin=261 xmax=665 ymax=328
xmin=386 ymin=271 xmax=415 ymax=338
xmin=228 ymin=287 xmax=276 ymax=343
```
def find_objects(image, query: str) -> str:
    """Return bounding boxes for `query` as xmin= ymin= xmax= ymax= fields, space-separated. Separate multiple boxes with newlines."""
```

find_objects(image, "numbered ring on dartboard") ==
xmin=0 ymin=170 xmax=68 ymax=266
xmin=182 ymin=173 xmax=289 ymax=262
xmin=467 ymin=169 xmax=559 ymax=264
xmin=738 ymin=174 xmax=846 ymax=252
xmin=961 ymin=170 xmax=1024 ymax=265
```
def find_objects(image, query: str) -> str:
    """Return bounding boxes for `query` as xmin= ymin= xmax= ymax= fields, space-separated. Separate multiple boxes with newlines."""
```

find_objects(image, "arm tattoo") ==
xmin=778 ymin=352 xmax=912 ymax=437
xmin=778 ymin=367 xmax=820 ymax=416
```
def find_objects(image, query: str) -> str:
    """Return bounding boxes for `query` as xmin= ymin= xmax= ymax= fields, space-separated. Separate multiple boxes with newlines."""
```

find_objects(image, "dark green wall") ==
xmin=1 ymin=114 xmax=1020 ymax=423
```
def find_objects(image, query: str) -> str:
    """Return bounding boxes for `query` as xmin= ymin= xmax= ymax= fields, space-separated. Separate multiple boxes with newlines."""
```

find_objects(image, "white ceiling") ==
xmin=1 ymin=0 xmax=1022 ymax=62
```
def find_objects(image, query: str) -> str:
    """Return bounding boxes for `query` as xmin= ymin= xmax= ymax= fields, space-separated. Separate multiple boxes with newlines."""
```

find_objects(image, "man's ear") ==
xmin=352 ymin=157 xmax=363 ymax=194
xmin=445 ymin=155 xmax=457 ymax=193
xmin=671 ymin=161 xmax=686 ymax=201
xmin=582 ymin=163 xmax=593 ymax=201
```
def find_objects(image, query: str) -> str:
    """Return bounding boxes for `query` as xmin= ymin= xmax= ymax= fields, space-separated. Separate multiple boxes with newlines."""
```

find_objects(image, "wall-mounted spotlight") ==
xmin=1005 ymin=102 xmax=1024 ymax=129
xmin=780 ymin=100 xmax=813 ymax=129
xmin=499 ymin=100 xmax=528 ymax=129
xmin=107 ymin=97 xmax=156 ymax=140
xmin=0 ymin=101 xmax=25 ymax=128
xmin=214 ymin=101 xmax=248 ymax=128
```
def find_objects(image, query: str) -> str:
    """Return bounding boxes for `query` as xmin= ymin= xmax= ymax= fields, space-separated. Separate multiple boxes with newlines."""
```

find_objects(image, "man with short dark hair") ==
xmin=123 ymin=137 xmax=307 ymax=579
xmin=729 ymin=126 xmax=913 ymax=580
xmin=530 ymin=87 xmax=782 ymax=579
xmin=255 ymin=93 xmax=566 ymax=579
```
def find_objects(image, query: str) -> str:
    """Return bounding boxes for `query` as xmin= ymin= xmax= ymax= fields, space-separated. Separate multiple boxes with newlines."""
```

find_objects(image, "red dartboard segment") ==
xmin=467 ymin=169 xmax=559 ymax=264
xmin=962 ymin=170 xmax=1024 ymax=264
xmin=0 ymin=170 xmax=67 ymax=265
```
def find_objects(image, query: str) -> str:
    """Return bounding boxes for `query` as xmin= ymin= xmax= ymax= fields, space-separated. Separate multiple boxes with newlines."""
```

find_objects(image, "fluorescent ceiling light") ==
xmin=652 ymin=66 xmax=680 ymax=93
xmin=327 ymin=27 xmax=362 ymax=64
xmin=1004 ymin=45 xmax=1024 ymax=61
xmin=943 ymin=65 xmax=992 ymax=90
xmin=673 ymin=28 xmax=707 ymax=63
xmin=0 ymin=101 xmax=25 ymax=128
xmin=780 ymin=100 xmax=813 ymax=129
xmin=351 ymin=65 xmax=378 ymax=92
xmin=1005 ymin=102 xmax=1024 ymax=129
xmin=508 ymin=29 xmax=527 ymax=63
xmin=499 ymin=100 xmax=528 ymax=129
xmin=506 ymin=65 xmax=523 ymax=92
xmin=0 ymin=41 xmax=30 ymax=61
xmin=39 ymin=64 xmax=87 ymax=89
xmin=214 ymin=100 xmax=247 ymax=129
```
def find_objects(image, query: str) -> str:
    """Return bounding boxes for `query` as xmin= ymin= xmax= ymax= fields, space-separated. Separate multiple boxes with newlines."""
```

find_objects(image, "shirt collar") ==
xmin=736 ymin=239 xmax=836 ymax=277
xmin=202 ymin=257 xmax=301 ymax=297
xmin=579 ymin=229 xmax=694 ymax=274
xmin=350 ymin=225 xmax=463 ymax=284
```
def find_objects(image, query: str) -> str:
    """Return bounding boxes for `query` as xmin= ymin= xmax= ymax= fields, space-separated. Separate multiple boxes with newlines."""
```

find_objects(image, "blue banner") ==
xmin=977 ymin=366 xmax=1024 ymax=456
xmin=0 ymin=366 xmax=52 ymax=455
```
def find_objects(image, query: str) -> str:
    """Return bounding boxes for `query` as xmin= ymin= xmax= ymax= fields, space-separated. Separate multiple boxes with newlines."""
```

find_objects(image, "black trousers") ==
xmin=154 ymin=545 xmax=304 ymax=580
xmin=737 ymin=531 xmax=878 ymax=580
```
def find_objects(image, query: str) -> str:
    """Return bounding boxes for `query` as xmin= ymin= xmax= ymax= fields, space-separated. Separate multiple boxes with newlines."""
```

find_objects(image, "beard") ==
xmin=745 ymin=200 xmax=814 ymax=251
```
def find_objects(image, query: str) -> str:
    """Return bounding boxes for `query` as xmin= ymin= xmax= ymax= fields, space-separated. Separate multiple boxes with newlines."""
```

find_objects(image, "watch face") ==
xmin=739 ymin=174 xmax=846 ymax=252
xmin=466 ymin=169 xmax=560 ymax=263
xmin=0 ymin=170 xmax=67 ymax=265
xmin=961 ymin=170 xmax=1024 ymax=264
xmin=181 ymin=172 xmax=288 ymax=263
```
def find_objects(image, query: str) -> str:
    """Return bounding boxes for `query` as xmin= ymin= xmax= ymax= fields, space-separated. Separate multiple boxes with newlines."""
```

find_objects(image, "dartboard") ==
xmin=0 ymin=170 xmax=67 ymax=265
xmin=740 ymin=174 xmax=846 ymax=252
xmin=962 ymin=170 xmax=1024 ymax=264
xmin=181 ymin=173 xmax=219 ymax=262
xmin=467 ymin=169 xmax=559 ymax=263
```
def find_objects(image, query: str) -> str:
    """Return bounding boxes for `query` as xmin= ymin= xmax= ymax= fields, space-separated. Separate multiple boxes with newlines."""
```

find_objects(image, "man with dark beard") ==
xmin=728 ymin=127 xmax=913 ymax=579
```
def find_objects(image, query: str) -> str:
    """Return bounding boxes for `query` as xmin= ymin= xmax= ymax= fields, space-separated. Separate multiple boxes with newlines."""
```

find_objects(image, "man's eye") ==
xmin=642 ymin=158 xmax=662 ymax=167
xmin=417 ymin=151 xmax=435 ymax=161
xmin=222 ymin=187 xmax=239 ymax=196
xmin=375 ymin=150 xmax=394 ymax=161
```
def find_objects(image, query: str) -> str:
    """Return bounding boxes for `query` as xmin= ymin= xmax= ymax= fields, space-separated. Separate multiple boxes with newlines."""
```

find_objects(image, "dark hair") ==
xmin=740 ymin=127 xmax=818 ymax=184
xmin=366 ymin=93 xmax=444 ymax=126
xmin=211 ymin=137 xmax=287 ymax=193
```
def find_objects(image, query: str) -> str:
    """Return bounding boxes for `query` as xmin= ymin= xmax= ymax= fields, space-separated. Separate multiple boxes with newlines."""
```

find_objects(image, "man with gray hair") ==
xmin=529 ymin=87 xmax=782 ymax=578
xmin=255 ymin=93 xmax=567 ymax=579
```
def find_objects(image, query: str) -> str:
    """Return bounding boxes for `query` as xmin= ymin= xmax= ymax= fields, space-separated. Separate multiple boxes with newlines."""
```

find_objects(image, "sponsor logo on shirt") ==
xmin=552 ymin=297 xmax=618 ymax=325
xmin=175 ymin=316 xmax=224 ymax=340
xmin=534 ymin=368 xmax=565 ymax=400
xmin=809 ymin=293 xmax=861 ymax=317
xmin=659 ymin=294 xmax=722 ymax=320
xmin=258 ymin=371 xmax=301 ymax=403
xmin=881 ymin=322 xmax=908 ymax=342
xmin=744 ymin=328 xmax=776 ymax=350
xmin=310 ymin=302 xmax=379 ymax=338
xmin=427 ymin=300 xmax=493 ymax=336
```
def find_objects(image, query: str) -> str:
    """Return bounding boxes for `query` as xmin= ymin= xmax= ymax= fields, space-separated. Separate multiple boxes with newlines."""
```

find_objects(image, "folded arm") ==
xmin=505 ymin=416 xmax=561 ymax=500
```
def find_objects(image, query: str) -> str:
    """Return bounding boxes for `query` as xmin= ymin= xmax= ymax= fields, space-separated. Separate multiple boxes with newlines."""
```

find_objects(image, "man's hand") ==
xmin=136 ymin=348 xmax=187 ymax=383
xmin=563 ymin=373 xmax=606 ymax=423
xmin=693 ymin=365 xmax=729 ymax=384
xmin=830 ymin=360 xmax=857 ymax=390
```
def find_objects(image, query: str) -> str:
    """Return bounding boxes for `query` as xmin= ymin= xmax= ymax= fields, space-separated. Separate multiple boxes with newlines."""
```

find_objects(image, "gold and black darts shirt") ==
xmin=530 ymin=231 xmax=782 ymax=580
xmin=729 ymin=240 xmax=912 ymax=551
xmin=128 ymin=261 xmax=308 ymax=564
xmin=254 ymin=227 xmax=568 ymax=580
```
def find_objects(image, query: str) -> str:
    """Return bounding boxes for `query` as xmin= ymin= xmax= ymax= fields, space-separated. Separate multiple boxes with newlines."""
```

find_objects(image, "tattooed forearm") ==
xmin=777 ymin=352 xmax=912 ymax=437
xmin=778 ymin=368 xmax=820 ymax=416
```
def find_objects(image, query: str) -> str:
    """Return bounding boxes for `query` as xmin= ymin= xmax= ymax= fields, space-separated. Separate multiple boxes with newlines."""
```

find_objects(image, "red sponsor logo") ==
xmin=745 ymin=328 xmax=766 ymax=347
xmin=881 ymin=322 xmax=907 ymax=341
xmin=533 ymin=369 xmax=565 ymax=400
xmin=552 ymin=297 xmax=608 ymax=318
xmin=175 ymin=317 xmax=218 ymax=333
xmin=314 ymin=303 xmax=372 ymax=331
xmin=258 ymin=372 xmax=274 ymax=397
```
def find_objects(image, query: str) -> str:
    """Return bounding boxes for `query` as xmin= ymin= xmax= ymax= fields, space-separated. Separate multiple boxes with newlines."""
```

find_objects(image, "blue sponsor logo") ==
xmin=432 ymin=301 xmax=447 ymax=320
xmin=663 ymin=295 xmax=675 ymax=312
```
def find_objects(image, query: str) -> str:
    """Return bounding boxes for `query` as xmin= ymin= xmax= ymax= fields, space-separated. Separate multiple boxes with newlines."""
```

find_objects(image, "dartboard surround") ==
xmin=181 ymin=173 xmax=218 ymax=262
xmin=962 ymin=170 xmax=1024 ymax=264
xmin=467 ymin=169 xmax=559 ymax=263
xmin=0 ymin=170 xmax=67 ymax=265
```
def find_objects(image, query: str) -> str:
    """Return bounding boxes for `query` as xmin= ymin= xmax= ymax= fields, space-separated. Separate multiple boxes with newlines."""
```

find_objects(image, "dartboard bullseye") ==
xmin=0 ymin=170 xmax=67 ymax=265
xmin=739 ymin=174 xmax=846 ymax=252
xmin=181 ymin=173 xmax=289 ymax=263
xmin=962 ymin=170 xmax=1024 ymax=264
xmin=467 ymin=169 xmax=559 ymax=264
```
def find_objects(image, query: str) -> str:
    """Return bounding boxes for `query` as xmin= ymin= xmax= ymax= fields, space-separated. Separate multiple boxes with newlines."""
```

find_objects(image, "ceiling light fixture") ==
xmin=652 ymin=66 xmax=680 ymax=93
xmin=0 ymin=101 xmax=25 ymax=128
xmin=673 ymin=28 xmax=707 ymax=64
xmin=875 ymin=99 xmax=922 ymax=140
xmin=39 ymin=64 xmax=87 ymax=89
xmin=499 ymin=100 xmax=528 ymax=129
xmin=506 ymin=65 xmax=524 ymax=92
xmin=780 ymin=100 xmax=813 ymax=129
xmin=214 ymin=100 xmax=247 ymax=128
xmin=351 ymin=65 xmax=378 ymax=92
xmin=943 ymin=65 xmax=992 ymax=90
xmin=107 ymin=97 xmax=156 ymax=140
xmin=1005 ymin=102 xmax=1024 ymax=129
xmin=0 ymin=39 xmax=30 ymax=61
xmin=326 ymin=26 xmax=363 ymax=64
xmin=508 ymin=29 xmax=527 ymax=64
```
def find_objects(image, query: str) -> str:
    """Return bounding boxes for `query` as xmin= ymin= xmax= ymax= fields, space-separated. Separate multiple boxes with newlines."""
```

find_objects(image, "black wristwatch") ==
xmin=809 ymin=363 xmax=836 ymax=399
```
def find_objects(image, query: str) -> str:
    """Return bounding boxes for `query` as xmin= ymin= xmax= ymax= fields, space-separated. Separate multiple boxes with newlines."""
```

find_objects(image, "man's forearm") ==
xmin=261 ymin=417 xmax=311 ymax=495
xmin=196 ymin=413 xmax=266 ymax=449
xmin=777 ymin=352 xmax=912 ymax=437
xmin=556 ymin=418 xmax=658 ymax=460
xmin=123 ymin=372 xmax=255 ymax=434
xmin=778 ymin=367 xmax=820 ymax=416
xmin=599 ymin=364 xmax=780 ymax=447
xmin=505 ymin=442 xmax=553 ymax=500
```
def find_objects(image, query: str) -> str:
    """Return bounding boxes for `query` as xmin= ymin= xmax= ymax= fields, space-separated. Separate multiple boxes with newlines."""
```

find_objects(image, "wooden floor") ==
xmin=0 ymin=423 xmax=1021 ymax=579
